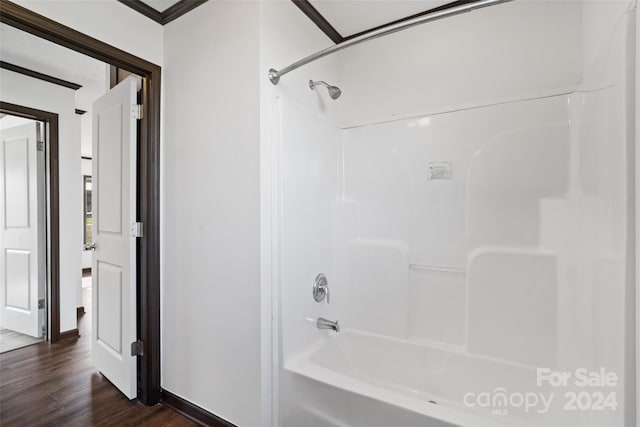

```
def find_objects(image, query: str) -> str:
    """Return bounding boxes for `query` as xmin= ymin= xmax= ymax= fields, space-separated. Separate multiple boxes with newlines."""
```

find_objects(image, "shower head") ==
xmin=309 ymin=80 xmax=342 ymax=100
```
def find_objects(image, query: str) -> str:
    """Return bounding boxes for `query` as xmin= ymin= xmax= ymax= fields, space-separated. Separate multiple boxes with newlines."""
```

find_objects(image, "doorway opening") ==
xmin=0 ymin=114 xmax=48 ymax=353
xmin=0 ymin=0 xmax=162 ymax=405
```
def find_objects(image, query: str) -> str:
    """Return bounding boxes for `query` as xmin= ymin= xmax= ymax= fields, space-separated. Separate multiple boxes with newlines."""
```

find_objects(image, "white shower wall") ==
xmin=272 ymin=0 xmax=635 ymax=425
xmin=342 ymin=96 xmax=570 ymax=348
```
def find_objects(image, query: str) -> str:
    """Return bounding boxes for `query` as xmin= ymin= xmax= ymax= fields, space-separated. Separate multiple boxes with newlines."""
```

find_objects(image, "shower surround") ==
xmin=261 ymin=1 xmax=637 ymax=426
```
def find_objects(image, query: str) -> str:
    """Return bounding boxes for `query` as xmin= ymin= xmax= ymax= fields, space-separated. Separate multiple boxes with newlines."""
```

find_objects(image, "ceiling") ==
xmin=0 ymin=23 xmax=108 ymax=111
xmin=121 ymin=0 xmax=469 ymax=38
xmin=140 ymin=0 xmax=182 ymax=13
xmin=309 ymin=0 xmax=452 ymax=38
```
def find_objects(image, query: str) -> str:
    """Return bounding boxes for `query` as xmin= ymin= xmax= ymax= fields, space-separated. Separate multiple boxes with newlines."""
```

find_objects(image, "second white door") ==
xmin=91 ymin=76 xmax=139 ymax=399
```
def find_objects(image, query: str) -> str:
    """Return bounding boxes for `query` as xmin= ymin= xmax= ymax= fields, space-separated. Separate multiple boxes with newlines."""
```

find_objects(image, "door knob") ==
xmin=84 ymin=243 xmax=96 ymax=251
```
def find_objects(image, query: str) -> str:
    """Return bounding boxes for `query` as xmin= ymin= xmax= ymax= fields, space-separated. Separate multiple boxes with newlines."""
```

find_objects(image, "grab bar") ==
xmin=409 ymin=263 xmax=466 ymax=275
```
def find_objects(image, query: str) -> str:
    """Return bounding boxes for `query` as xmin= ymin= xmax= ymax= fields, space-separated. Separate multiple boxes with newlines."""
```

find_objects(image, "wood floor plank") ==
xmin=0 ymin=286 xmax=198 ymax=426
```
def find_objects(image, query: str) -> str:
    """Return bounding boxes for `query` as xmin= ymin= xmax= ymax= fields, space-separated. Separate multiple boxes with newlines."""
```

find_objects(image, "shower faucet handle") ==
xmin=313 ymin=273 xmax=329 ymax=303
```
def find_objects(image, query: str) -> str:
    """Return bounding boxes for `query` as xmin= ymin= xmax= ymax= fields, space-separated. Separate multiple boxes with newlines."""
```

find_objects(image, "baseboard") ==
xmin=59 ymin=328 xmax=79 ymax=340
xmin=161 ymin=389 xmax=236 ymax=427
xmin=77 ymin=306 xmax=85 ymax=317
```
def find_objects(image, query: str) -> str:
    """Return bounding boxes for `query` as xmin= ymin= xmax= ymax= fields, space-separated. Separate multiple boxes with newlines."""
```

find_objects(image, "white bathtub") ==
xmin=282 ymin=330 xmax=563 ymax=427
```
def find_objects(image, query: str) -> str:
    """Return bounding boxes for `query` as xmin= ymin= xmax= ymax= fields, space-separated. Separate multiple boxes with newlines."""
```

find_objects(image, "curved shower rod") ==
xmin=268 ymin=0 xmax=514 ymax=85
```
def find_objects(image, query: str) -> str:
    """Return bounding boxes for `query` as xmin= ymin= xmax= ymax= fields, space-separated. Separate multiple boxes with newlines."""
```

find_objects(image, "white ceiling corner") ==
xmin=139 ymin=0 xmax=183 ymax=13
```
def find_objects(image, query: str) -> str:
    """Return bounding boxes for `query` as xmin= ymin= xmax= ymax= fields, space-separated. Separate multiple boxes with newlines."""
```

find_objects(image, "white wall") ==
xmin=162 ymin=2 xmax=261 ymax=426
xmin=338 ymin=0 xmax=583 ymax=127
xmin=0 ymin=69 xmax=81 ymax=334
xmin=13 ymin=0 xmax=163 ymax=65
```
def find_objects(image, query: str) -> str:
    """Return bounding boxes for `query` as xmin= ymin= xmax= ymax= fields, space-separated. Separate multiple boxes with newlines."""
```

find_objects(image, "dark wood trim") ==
xmin=75 ymin=108 xmax=86 ymax=115
xmin=0 ymin=1 xmax=161 ymax=77
xmin=290 ymin=0 xmax=343 ymax=44
xmin=138 ymin=43 xmax=162 ymax=407
xmin=59 ymin=328 xmax=79 ymax=339
xmin=290 ymin=0 xmax=484 ymax=45
xmin=0 ymin=0 xmax=162 ymax=405
xmin=343 ymin=0 xmax=478 ymax=41
xmin=162 ymin=0 xmax=208 ymax=25
xmin=161 ymin=389 xmax=237 ymax=427
xmin=0 ymin=60 xmax=82 ymax=90
xmin=116 ymin=0 xmax=208 ymax=26
xmin=0 ymin=101 xmax=61 ymax=344
xmin=77 ymin=306 xmax=85 ymax=316
xmin=109 ymin=64 xmax=119 ymax=89
xmin=110 ymin=65 xmax=134 ymax=89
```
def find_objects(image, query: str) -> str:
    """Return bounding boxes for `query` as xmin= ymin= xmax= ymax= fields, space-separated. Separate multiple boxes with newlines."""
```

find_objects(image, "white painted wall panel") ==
xmin=162 ymin=2 xmax=261 ymax=426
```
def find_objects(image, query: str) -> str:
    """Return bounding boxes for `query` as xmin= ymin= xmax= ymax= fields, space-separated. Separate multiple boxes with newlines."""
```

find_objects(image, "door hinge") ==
xmin=37 ymin=141 xmax=45 ymax=152
xmin=38 ymin=298 xmax=45 ymax=309
xmin=132 ymin=104 xmax=143 ymax=120
xmin=131 ymin=339 xmax=144 ymax=356
xmin=131 ymin=222 xmax=143 ymax=238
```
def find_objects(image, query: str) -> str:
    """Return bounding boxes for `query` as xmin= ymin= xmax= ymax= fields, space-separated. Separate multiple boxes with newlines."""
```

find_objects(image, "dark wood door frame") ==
xmin=0 ymin=102 xmax=60 ymax=343
xmin=0 ymin=0 xmax=162 ymax=405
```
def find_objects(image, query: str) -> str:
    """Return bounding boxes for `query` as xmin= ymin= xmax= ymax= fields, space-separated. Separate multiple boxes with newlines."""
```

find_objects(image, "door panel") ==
xmin=96 ymin=104 xmax=123 ymax=234
xmin=5 ymin=250 xmax=31 ymax=310
xmin=4 ymin=137 xmax=30 ymax=228
xmin=0 ymin=122 xmax=42 ymax=338
xmin=96 ymin=261 xmax=122 ymax=354
xmin=92 ymin=76 xmax=138 ymax=399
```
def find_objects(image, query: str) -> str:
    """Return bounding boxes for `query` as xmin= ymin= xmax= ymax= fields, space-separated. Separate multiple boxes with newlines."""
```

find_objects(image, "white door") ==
xmin=92 ymin=77 xmax=138 ymax=399
xmin=0 ymin=122 xmax=44 ymax=338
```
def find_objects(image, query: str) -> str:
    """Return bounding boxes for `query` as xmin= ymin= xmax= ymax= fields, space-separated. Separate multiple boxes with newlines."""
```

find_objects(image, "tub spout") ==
xmin=317 ymin=317 xmax=340 ymax=332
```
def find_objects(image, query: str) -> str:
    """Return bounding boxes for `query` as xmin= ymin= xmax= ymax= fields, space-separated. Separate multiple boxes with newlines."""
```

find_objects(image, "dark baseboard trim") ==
xmin=77 ymin=306 xmax=85 ymax=317
xmin=59 ymin=329 xmax=79 ymax=340
xmin=0 ymin=60 xmax=82 ymax=90
xmin=161 ymin=389 xmax=236 ymax=427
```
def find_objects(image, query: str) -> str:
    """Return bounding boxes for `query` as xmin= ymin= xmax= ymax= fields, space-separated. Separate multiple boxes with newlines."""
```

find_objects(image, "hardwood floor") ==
xmin=0 ymin=280 xmax=197 ymax=426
